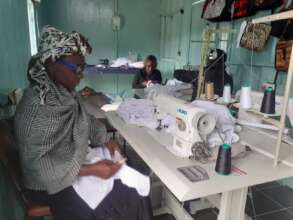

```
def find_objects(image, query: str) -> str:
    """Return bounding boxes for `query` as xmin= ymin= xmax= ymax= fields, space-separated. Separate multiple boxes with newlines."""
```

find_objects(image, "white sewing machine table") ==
xmin=105 ymin=111 xmax=293 ymax=220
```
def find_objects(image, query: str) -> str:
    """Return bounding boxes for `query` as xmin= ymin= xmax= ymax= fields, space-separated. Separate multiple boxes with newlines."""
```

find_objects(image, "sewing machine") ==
xmin=149 ymin=92 xmax=216 ymax=158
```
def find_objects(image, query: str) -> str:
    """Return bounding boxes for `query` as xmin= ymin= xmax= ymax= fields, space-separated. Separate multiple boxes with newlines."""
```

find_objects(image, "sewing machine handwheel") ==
xmin=196 ymin=113 xmax=216 ymax=135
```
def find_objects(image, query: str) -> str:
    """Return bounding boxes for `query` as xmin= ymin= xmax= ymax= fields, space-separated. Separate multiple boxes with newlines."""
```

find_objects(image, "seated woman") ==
xmin=132 ymin=55 xmax=162 ymax=89
xmin=14 ymin=26 xmax=152 ymax=220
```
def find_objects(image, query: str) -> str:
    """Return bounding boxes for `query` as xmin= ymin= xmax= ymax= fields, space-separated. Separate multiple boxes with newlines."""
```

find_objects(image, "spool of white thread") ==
xmin=222 ymin=85 xmax=231 ymax=103
xmin=240 ymin=86 xmax=252 ymax=109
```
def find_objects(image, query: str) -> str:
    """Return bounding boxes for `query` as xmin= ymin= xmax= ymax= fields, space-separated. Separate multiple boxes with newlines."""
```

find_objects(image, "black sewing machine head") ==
xmin=206 ymin=48 xmax=227 ymax=67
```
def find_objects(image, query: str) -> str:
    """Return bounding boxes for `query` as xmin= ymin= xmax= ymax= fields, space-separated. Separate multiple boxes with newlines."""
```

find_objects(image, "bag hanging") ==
xmin=271 ymin=6 xmax=293 ymax=40
xmin=239 ymin=22 xmax=272 ymax=51
xmin=232 ymin=0 xmax=256 ymax=19
xmin=201 ymin=0 xmax=234 ymax=22
xmin=254 ymin=0 xmax=284 ymax=10
xmin=271 ymin=19 xmax=293 ymax=39
xmin=275 ymin=40 xmax=293 ymax=72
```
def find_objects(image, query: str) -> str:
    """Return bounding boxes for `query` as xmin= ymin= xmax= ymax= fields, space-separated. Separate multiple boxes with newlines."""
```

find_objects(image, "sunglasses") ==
xmin=56 ymin=59 xmax=86 ymax=74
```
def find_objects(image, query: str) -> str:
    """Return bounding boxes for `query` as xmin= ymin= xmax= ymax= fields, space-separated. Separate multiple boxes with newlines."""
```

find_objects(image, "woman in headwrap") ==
xmin=14 ymin=26 xmax=153 ymax=220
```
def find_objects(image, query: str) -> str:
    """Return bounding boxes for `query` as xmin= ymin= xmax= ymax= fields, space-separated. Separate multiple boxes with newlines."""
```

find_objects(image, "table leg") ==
xmin=218 ymin=187 xmax=248 ymax=220
xmin=163 ymin=187 xmax=194 ymax=220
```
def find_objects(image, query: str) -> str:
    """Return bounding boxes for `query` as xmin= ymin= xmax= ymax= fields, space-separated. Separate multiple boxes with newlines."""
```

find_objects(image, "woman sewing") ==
xmin=132 ymin=55 xmax=162 ymax=89
xmin=14 ymin=26 xmax=152 ymax=220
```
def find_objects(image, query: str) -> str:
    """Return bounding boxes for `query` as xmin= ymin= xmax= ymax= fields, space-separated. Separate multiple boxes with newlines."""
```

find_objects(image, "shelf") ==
xmin=240 ymin=126 xmax=293 ymax=168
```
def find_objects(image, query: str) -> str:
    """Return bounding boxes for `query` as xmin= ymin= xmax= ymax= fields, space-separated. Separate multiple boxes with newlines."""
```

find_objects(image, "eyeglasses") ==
xmin=56 ymin=59 xmax=85 ymax=74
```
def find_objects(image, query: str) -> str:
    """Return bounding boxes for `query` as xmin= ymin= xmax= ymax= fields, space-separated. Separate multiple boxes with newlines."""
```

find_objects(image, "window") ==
xmin=27 ymin=0 xmax=38 ymax=55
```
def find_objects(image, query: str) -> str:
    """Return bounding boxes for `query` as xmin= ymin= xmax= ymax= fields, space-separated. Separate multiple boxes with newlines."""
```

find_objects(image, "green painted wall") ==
xmin=159 ymin=0 xmax=217 ymax=79
xmin=0 ymin=0 xmax=31 ymax=91
xmin=159 ymin=0 xmax=293 ymax=97
xmin=0 ymin=163 xmax=25 ymax=220
xmin=37 ymin=0 xmax=161 ymax=97
xmin=0 ymin=1 xmax=31 ymax=219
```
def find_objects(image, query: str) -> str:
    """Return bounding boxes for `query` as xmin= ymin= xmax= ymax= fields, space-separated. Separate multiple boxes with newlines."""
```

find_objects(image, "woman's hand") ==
xmin=142 ymin=81 xmax=148 ymax=87
xmin=92 ymin=159 xmax=122 ymax=179
xmin=106 ymin=140 xmax=121 ymax=156
xmin=79 ymin=159 xmax=121 ymax=179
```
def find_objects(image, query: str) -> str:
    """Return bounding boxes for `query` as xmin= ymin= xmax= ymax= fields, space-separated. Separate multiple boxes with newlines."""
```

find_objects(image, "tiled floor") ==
xmin=246 ymin=181 xmax=293 ymax=220
xmin=155 ymin=181 xmax=293 ymax=220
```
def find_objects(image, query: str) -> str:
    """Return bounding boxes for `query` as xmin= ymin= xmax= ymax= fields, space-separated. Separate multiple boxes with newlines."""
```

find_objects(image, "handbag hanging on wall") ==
xmin=253 ymin=0 xmax=284 ymax=10
xmin=273 ymin=6 xmax=293 ymax=72
xmin=201 ymin=0 xmax=234 ymax=22
xmin=239 ymin=22 xmax=272 ymax=51
xmin=275 ymin=40 xmax=293 ymax=72
xmin=232 ymin=0 xmax=256 ymax=19
xmin=271 ymin=19 xmax=293 ymax=39
xmin=271 ymin=6 xmax=293 ymax=40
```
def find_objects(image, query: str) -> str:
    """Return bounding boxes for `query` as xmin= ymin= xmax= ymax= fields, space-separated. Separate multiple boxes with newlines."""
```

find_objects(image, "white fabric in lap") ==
xmin=73 ymin=147 xmax=150 ymax=210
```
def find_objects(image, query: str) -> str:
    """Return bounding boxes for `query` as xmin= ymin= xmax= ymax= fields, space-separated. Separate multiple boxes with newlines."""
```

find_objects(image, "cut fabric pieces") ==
xmin=110 ymin=57 xmax=130 ymax=67
xmin=166 ymin=78 xmax=184 ymax=86
xmin=73 ymin=147 xmax=150 ymax=210
xmin=117 ymin=98 xmax=159 ymax=129
xmin=144 ymin=83 xmax=192 ymax=98
xmin=110 ymin=57 xmax=143 ymax=68
xmin=160 ymin=114 xmax=177 ymax=134
xmin=129 ymin=61 xmax=144 ymax=68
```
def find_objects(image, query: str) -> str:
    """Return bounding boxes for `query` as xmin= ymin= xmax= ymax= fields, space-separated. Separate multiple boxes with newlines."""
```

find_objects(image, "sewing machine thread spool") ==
xmin=205 ymin=82 xmax=214 ymax=100
xmin=215 ymin=144 xmax=231 ymax=175
xmin=260 ymin=87 xmax=276 ymax=114
xmin=240 ymin=85 xmax=252 ymax=109
xmin=222 ymin=85 xmax=231 ymax=103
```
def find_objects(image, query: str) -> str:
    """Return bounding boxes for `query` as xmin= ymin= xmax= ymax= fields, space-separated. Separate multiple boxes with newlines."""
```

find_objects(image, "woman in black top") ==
xmin=132 ymin=55 xmax=162 ymax=88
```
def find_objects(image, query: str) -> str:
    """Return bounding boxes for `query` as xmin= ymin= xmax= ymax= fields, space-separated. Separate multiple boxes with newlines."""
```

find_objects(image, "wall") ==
xmin=0 ymin=1 xmax=32 ymax=219
xmin=159 ymin=0 xmax=292 ymax=96
xmin=0 ymin=0 xmax=31 ymax=91
xmin=222 ymin=11 xmax=285 ymax=95
xmin=37 ymin=0 xmax=161 ymax=97
xmin=160 ymin=0 xmax=293 ymax=188
xmin=159 ymin=0 xmax=189 ymax=79
xmin=0 ymin=163 xmax=25 ymax=220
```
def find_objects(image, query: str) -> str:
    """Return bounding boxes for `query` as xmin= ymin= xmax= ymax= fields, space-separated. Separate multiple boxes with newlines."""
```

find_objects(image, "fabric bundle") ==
xmin=191 ymin=100 xmax=239 ymax=148
xmin=144 ymin=83 xmax=192 ymax=98
xmin=117 ymin=98 xmax=159 ymax=129
xmin=73 ymin=147 xmax=150 ymax=210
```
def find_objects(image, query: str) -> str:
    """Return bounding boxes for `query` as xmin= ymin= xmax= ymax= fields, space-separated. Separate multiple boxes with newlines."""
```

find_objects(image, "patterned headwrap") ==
xmin=28 ymin=26 xmax=91 ymax=104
